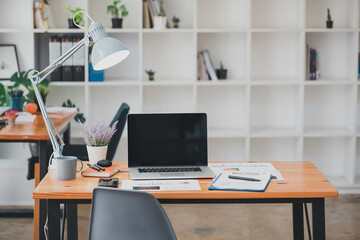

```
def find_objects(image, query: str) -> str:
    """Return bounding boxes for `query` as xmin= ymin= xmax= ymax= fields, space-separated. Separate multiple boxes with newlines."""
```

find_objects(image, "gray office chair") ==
xmin=89 ymin=188 xmax=177 ymax=240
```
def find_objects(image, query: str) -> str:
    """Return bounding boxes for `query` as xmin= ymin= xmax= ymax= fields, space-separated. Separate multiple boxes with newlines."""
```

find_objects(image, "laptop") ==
xmin=128 ymin=113 xmax=215 ymax=180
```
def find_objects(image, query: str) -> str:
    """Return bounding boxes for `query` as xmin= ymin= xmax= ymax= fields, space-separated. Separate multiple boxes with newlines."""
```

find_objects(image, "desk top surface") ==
xmin=0 ymin=112 xmax=77 ymax=141
xmin=33 ymin=161 xmax=338 ymax=200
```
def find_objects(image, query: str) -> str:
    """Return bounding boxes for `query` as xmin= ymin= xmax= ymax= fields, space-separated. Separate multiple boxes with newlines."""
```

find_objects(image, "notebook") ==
xmin=209 ymin=172 xmax=272 ymax=192
xmin=81 ymin=165 xmax=121 ymax=177
xmin=127 ymin=113 xmax=215 ymax=180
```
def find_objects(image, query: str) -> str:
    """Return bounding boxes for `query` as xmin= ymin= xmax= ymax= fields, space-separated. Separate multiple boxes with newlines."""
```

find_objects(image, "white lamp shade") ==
xmin=91 ymin=37 xmax=130 ymax=71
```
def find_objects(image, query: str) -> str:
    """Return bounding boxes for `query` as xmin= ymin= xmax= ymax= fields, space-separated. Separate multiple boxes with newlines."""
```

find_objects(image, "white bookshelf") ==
xmin=1 ymin=0 xmax=360 ymax=189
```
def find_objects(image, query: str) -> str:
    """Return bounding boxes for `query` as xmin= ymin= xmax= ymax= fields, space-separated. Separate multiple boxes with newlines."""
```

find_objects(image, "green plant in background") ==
xmin=107 ymin=0 xmax=128 ymax=18
xmin=62 ymin=99 xmax=86 ymax=123
xmin=0 ymin=83 xmax=10 ymax=106
xmin=145 ymin=69 xmax=155 ymax=75
xmin=172 ymin=16 xmax=180 ymax=23
xmin=220 ymin=61 xmax=225 ymax=70
xmin=9 ymin=70 xmax=51 ymax=104
xmin=66 ymin=6 xmax=84 ymax=25
xmin=327 ymin=8 xmax=332 ymax=22
xmin=159 ymin=0 xmax=165 ymax=17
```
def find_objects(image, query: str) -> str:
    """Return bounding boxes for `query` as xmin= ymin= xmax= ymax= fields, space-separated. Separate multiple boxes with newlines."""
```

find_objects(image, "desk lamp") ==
xmin=27 ymin=12 xmax=130 ymax=167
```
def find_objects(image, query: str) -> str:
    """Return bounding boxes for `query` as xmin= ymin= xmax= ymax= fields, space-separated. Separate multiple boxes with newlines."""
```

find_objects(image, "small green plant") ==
xmin=9 ymin=70 xmax=51 ymax=104
xmin=327 ymin=8 xmax=332 ymax=22
xmin=220 ymin=61 xmax=225 ymax=70
xmin=66 ymin=6 xmax=84 ymax=25
xmin=62 ymin=99 xmax=86 ymax=123
xmin=145 ymin=69 xmax=155 ymax=75
xmin=107 ymin=0 xmax=129 ymax=18
xmin=0 ymin=83 xmax=10 ymax=106
xmin=158 ymin=0 xmax=165 ymax=17
xmin=172 ymin=16 xmax=180 ymax=23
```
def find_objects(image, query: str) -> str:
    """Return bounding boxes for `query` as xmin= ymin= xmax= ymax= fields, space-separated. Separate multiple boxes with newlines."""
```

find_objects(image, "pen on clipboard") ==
xmin=228 ymin=175 xmax=261 ymax=182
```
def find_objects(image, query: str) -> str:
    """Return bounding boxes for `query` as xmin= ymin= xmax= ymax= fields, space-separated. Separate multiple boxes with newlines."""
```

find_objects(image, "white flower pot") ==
xmin=87 ymin=145 xmax=108 ymax=165
xmin=153 ymin=16 xmax=167 ymax=30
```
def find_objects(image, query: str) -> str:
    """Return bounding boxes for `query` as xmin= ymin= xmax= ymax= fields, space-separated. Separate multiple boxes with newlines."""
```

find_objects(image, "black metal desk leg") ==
xmin=67 ymin=204 xmax=78 ymax=240
xmin=312 ymin=198 xmax=325 ymax=240
xmin=39 ymin=140 xmax=48 ymax=240
xmin=48 ymin=200 xmax=60 ymax=240
xmin=293 ymin=201 xmax=304 ymax=240
xmin=63 ymin=123 xmax=71 ymax=144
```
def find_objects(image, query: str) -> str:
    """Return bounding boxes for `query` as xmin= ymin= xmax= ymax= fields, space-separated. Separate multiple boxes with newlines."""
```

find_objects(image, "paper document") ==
xmin=46 ymin=106 xmax=77 ymax=114
xmin=209 ymin=172 xmax=272 ymax=192
xmin=209 ymin=163 xmax=284 ymax=181
xmin=15 ymin=114 xmax=36 ymax=123
xmin=121 ymin=180 xmax=201 ymax=191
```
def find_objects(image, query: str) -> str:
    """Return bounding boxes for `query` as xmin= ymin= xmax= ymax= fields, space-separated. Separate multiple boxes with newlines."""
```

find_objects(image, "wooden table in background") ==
xmin=33 ymin=161 xmax=338 ymax=240
xmin=0 ymin=111 xmax=77 ymax=240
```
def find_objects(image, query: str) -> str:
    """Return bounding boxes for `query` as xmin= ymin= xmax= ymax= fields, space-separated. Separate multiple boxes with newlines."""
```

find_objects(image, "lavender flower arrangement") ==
xmin=79 ymin=121 xmax=118 ymax=147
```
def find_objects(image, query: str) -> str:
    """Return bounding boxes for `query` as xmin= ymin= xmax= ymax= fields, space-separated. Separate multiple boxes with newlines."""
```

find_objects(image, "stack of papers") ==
xmin=121 ymin=180 xmax=201 ymax=191
xmin=209 ymin=172 xmax=272 ymax=192
xmin=46 ymin=106 xmax=77 ymax=114
xmin=15 ymin=114 xmax=36 ymax=123
xmin=209 ymin=163 xmax=284 ymax=181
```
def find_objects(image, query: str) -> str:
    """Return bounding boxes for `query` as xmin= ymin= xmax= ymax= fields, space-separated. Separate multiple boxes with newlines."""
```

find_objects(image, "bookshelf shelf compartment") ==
xmin=304 ymin=137 xmax=354 ymax=186
xmin=251 ymin=32 xmax=300 ymax=80
xmin=197 ymin=0 xmax=248 ymax=29
xmin=250 ymin=137 xmax=300 ymax=162
xmin=304 ymin=85 xmax=354 ymax=132
xmin=356 ymin=137 xmax=360 ymax=185
xmin=163 ymin=0 xmax=194 ymax=29
xmin=47 ymin=0 xmax=88 ymax=29
xmin=208 ymin=138 xmax=246 ymax=162
xmin=198 ymin=32 xmax=247 ymax=81
xmin=250 ymin=86 xmax=300 ymax=131
xmin=143 ymin=86 xmax=193 ymax=113
xmin=306 ymin=32 xmax=356 ymax=80
xmin=105 ymin=33 xmax=139 ymax=81
xmin=0 ymin=0 xmax=33 ymax=29
xmin=143 ymin=32 xmax=194 ymax=82
xmin=197 ymin=86 xmax=246 ymax=131
xmin=306 ymin=0 xmax=358 ymax=29
xmin=251 ymin=0 xmax=301 ymax=29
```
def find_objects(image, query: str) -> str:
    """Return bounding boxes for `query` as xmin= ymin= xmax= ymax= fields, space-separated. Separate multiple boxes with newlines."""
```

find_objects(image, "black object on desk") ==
xmin=98 ymin=178 xmax=119 ymax=188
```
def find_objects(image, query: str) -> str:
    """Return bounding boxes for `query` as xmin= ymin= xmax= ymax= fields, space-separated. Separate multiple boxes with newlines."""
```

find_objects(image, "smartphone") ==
xmin=98 ymin=178 xmax=119 ymax=188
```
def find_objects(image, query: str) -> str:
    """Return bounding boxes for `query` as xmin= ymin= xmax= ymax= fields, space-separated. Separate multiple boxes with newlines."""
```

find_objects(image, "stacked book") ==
xmin=197 ymin=50 xmax=218 ymax=81
xmin=306 ymin=44 xmax=320 ymax=80
xmin=143 ymin=0 xmax=170 ymax=28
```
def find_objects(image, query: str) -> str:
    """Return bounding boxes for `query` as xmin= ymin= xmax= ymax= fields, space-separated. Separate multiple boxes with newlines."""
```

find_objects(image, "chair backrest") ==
xmin=89 ymin=188 xmax=177 ymax=240
xmin=107 ymin=103 xmax=130 ymax=161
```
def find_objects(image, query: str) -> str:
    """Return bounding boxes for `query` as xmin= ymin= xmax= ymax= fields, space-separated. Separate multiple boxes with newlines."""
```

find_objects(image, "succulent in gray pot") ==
xmin=107 ymin=0 xmax=129 ymax=28
xmin=216 ymin=61 xmax=228 ymax=80
xmin=326 ymin=8 xmax=333 ymax=29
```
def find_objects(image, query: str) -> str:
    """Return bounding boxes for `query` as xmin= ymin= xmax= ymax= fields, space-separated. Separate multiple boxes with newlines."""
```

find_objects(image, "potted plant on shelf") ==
xmin=145 ymin=69 xmax=155 ymax=81
xmin=216 ymin=61 xmax=228 ymax=80
xmin=79 ymin=121 xmax=118 ymax=164
xmin=66 ymin=6 xmax=84 ymax=28
xmin=107 ymin=0 xmax=129 ymax=28
xmin=172 ymin=16 xmax=180 ymax=28
xmin=326 ymin=8 xmax=333 ymax=29
xmin=153 ymin=0 xmax=167 ymax=30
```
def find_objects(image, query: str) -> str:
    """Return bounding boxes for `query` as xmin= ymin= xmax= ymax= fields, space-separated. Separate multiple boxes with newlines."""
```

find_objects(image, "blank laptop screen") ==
xmin=128 ymin=113 xmax=207 ymax=167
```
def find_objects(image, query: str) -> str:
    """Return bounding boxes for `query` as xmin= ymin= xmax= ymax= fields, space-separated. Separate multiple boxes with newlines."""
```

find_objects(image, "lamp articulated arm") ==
xmin=28 ymin=36 xmax=91 ymax=158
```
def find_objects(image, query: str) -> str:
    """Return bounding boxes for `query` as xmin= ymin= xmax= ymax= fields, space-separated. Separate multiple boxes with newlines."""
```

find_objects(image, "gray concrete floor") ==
xmin=0 ymin=194 xmax=359 ymax=240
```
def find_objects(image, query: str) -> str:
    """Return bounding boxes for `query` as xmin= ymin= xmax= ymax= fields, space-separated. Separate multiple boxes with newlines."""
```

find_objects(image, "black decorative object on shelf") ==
xmin=216 ymin=61 xmax=228 ymax=80
xmin=112 ymin=18 xmax=123 ymax=28
xmin=68 ymin=19 xmax=79 ymax=28
xmin=326 ymin=8 xmax=333 ymax=29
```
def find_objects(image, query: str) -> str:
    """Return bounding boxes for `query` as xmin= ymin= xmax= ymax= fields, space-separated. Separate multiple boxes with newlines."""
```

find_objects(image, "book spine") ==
xmin=61 ymin=36 xmax=74 ymax=82
xmin=49 ymin=36 xmax=62 ymax=81
xmin=73 ymin=36 xmax=85 ymax=82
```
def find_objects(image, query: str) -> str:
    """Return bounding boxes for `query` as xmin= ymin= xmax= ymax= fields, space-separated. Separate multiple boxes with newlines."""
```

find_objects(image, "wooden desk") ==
xmin=33 ymin=161 xmax=337 ymax=240
xmin=0 ymin=111 xmax=77 ymax=240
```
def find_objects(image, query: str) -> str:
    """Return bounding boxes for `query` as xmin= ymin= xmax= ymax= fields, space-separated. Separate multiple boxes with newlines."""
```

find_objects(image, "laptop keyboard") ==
xmin=138 ymin=167 xmax=202 ymax=173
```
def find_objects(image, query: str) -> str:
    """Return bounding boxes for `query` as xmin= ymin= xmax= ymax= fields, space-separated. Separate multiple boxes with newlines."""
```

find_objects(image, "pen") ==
xmin=94 ymin=164 xmax=105 ymax=171
xmin=87 ymin=163 xmax=100 ymax=171
xmin=228 ymin=175 xmax=261 ymax=182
